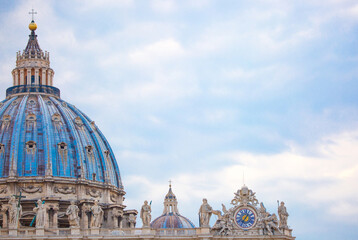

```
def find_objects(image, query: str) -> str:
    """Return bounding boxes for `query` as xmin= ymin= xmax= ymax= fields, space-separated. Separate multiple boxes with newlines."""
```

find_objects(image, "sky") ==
xmin=0 ymin=0 xmax=358 ymax=239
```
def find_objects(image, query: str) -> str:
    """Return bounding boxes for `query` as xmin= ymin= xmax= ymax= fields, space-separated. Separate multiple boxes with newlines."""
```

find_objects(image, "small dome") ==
xmin=29 ymin=20 xmax=37 ymax=31
xmin=151 ymin=183 xmax=195 ymax=229
xmin=151 ymin=212 xmax=195 ymax=229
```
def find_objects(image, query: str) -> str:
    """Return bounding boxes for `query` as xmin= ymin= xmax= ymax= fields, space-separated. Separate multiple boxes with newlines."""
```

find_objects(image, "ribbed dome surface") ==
xmin=0 ymin=94 xmax=122 ymax=188
xmin=151 ymin=213 xmax=195 ymax=229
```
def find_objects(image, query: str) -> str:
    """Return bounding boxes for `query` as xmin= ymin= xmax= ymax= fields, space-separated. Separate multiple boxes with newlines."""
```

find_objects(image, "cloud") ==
xmin=124 ymin=129 xmax=358 ymax=225
xmin=128 ymin=38 xmax=186 ymax=66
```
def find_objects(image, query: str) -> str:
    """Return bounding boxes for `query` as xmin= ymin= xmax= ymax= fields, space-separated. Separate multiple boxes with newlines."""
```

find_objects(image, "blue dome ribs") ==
xmin=68 ymin=105 xmax=117 ymax=186
xmin=50 ymin=97 xmax=84 ymax=179
xmin=9 ymin=96 xmax=27 ymax=176
xmin=0 ymin=97 xmax=18 ymax=177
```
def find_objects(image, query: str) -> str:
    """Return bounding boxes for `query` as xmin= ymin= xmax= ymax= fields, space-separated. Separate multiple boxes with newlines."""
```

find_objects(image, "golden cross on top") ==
xmin=29 ymin=8 xmax=37 ymax=21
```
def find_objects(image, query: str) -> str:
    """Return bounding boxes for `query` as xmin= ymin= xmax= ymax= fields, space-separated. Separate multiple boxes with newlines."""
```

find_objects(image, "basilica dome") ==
xmin=151 ymin=184 xmax=195 ymax=229
xmin=0 ymin=19 xmax=138 ymax=229
xmin=0 ymin=22 xmax=122 ymax=188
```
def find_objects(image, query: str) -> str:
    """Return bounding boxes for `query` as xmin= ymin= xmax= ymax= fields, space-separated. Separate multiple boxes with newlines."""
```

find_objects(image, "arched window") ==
xmin=25 ymin=141 xmax=37 ymax=154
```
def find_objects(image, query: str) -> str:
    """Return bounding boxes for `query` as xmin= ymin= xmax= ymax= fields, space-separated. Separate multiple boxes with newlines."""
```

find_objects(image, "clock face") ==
xmin=234 ymin=207 xmax=257 ymax=229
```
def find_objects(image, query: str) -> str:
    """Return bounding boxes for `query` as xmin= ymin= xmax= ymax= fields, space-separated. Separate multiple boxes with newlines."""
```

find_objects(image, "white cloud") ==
xmin=150 ymin=0 xmax=177 ymax=14
xmin=128 ymin=38 xmax=186 ymax=66
xmin=124 ymin=129 xmax=358 ymax=224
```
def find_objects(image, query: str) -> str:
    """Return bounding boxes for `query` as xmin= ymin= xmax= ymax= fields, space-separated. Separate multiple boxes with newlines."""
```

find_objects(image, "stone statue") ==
xmin=66 ymin=200 xmax=80 ymax=228
xmin=90 ymin=200 xmax=103 ymax=228
xmin=278 ymin=201 xmax=289 ymax=228
xmin=198 ymin=198 xmax=212 ymax=227
xmin=8 ymin=196 xmax=22 ymax=228
xmin=140 ymin=200 xmax=151 ymax=227
xmin=33 ymin=199 xmax=45 ymax=228
xmin=263 ymin=213 xmax=281 ymax=235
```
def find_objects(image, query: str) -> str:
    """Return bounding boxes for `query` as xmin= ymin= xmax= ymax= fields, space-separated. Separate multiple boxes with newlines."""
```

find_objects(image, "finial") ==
xmin=243 ymin=169 xmax=245 ymax=186
xmin=169 ymin=179 xmax=172 ymax=188
xmin=28 ymin=9 xmax=37 ymax=31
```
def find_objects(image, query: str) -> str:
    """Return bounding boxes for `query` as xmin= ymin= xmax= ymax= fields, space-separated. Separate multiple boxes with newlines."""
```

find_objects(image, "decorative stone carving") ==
xmin=110 ymin=194 xmax=117 ymax=203
xmin=278 ymin=201 xmax=289 ymax=229
xmin=211 ymin=185 xmax=288 ymax=237
xmin=90 ymin=200 xmax=103 ymax=228
xmin=86 ymin=188 xmax=102 ymax=198
xmin=66 ymin=201 xmax=80 ymax=228
xmin=140 ymin=200 xmax=151 ymax=228
xmin=21 ymin=185 xmax=42 ymax=193
xmin=54 ymin=186 xmax=75 ymax=194
xmin=128 ymin=214 xmax=136 ymax=228
xmin=231 ymin=185 xmax=258 ymax=206
xmin=74 ymin=116 xmax=83 ymax=128
xmin=199 ymin=198 xmax=212 ymax=227
xmin=33 ymin=199 xmax=46 ymax=228
xmin=0 ymin=186 xmax=7 ymax=194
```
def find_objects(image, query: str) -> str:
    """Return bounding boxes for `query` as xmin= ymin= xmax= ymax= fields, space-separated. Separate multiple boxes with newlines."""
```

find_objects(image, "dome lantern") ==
xmin=151 ymin=182 xmax=195 ymax=229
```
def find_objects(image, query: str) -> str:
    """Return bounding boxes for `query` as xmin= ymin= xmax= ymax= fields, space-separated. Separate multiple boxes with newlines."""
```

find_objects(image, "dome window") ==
xmin=11 ymin=100 xmax=18 ymax=106
xmin=85 ymin=146 xmax=93 ymax=154
xmin=25 ymin=141 xmax=37 ymax=154
xmin=26 ymin=113 xmax=36 ymax=121
xmin=74 ymin=117 xmax=83 ymax=127
xmin=28 ymin=99 xmax=36 ymax=105
xmin=58 ymin=142 xmax=67 ymax=150
xmin=57 ymin=142 xmax=68 ymax=162
xmin=51 ymin=113 xmax=61 ymax=123
xmin=0 ymin=143 xmax=4 ymax=154
xmin=2 ymin=115 xmax=11 ymax=122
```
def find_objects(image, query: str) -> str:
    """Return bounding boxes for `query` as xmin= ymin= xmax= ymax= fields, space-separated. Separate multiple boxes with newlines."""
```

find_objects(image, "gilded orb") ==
xmin=29 ymin=20 xmax=37 ymax=31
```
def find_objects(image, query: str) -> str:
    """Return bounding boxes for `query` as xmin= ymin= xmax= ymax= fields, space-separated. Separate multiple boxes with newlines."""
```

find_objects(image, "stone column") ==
xmin=0 ymin=210 xmax=7 ymax=228
xmin=81 ymin=204 xmax=90 ymax=229
xmin=20 ymin=69 xmax=24 ymax=85
xmin=35 ymin=68 xmax=39 ymax=85
xmin=50 ymin=71 xmax=54 ymax=86
xmin=42 ymin=68 xmax=46 ymax=85
xmin=53 ymin=208 xmax=58 ymax=228
xmin=14 ymin=70 xmax=19 ymax=86
xmin=47 ymin=71 xmax=51 ymax=86
xmin=27 ymin=68 xmax=31 ymax=85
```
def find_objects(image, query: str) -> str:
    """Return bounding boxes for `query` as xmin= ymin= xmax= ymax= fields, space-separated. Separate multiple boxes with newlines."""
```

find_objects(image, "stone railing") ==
xmin=0 ymin=227 xmax=294 ymax=239
xmin=0 ymin=227 xmax=198 ymax=237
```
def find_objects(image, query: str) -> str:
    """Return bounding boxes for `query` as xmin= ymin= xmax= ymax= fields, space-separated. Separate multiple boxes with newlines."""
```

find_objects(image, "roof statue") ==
xmin=0 ymin=13 xmax=294 ymax=240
